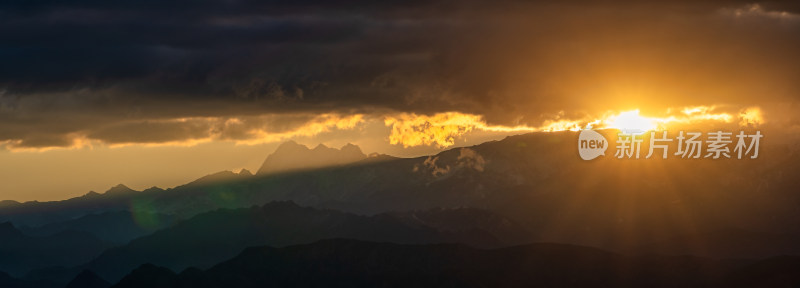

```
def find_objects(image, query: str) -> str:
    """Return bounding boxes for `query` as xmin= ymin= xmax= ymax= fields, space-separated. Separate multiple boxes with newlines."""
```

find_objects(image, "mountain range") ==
xmin=64 ymin=201 xmax=507 ymax=283
xmin=19 ymin=210 xmax=180 ymax=245
xmin=1 ymin=131 xmax=800 ymax=287
xmin=110 ymin=239 xmax=800 ymax=288
xmin=256 ymin=141 xmax=367 ymax=175
xmin=0 ymin=222 xmax=110 ymax=277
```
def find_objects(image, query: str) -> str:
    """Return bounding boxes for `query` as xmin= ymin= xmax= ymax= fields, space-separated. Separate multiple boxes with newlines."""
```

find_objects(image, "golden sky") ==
xmin=0 ymin=1 xmax=798 ymax=201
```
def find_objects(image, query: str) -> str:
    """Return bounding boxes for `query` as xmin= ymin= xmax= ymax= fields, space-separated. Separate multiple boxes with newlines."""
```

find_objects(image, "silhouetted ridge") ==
xmin=66 ymin=270 xmax=110 ymax=288
xmin=20 ymin=210 xmax=180 ymax=245
xmin=237 ymin=169 xmax=253 ymax=176
xmin=3 ymin=131 xmax=800 ymax=287
xmin=0 ymin=222 xmax=25 ymax=241
xmin=0 ymin=270 xmax=42 ymax=288
xmin=112 ymin=264 xmax=178 ymax=288
xmin=0 ymin=222 xmax=108 ymax=277
xmin=186 ymin=170 xmax=251 ymax=186
xmin=112 ymin=239 xmax=782 ymax=288
xmin=80 ymin=201 xmax=500 ymax=282
xmin=0 ymin=200 xmax=21 ymax=208
xmin=256 ymin=141 xmax=366 ymax=175
xmin=340 ymin=143 xmax=363 ymax=155
xmin=82 ymin=191 xmax=102 ymax=198
xmin=104 ymin=184 xmax=136 ymax=196
xmin=141 ymin=186 xmax=165 ymax=193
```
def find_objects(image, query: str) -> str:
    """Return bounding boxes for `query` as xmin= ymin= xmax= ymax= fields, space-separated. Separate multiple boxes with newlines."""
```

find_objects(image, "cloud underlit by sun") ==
xmin=0 ymin=104 xmax=766 ymax=152
xmin=604 ymin=110 xmax=658 ymax=133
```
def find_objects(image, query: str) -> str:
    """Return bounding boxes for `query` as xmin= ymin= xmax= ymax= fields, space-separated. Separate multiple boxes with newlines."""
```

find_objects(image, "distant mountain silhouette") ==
xmin=0 ymin=184 xmax=155 ymax=227
xmin=626 ymin=228 xmax=800 ymax=259
xmin=112 ymin=264 xmax=178 ymax=288
xmin=65 ymin=270 xmax=110 ymax=288
xmin=103 ymin=184 xmax=137 ymax=196
xmin=0 ymin=131 xmax=798 ymax=287
xmin=387 ymin=207 xmax=533 ymax=245
xmin=69 ymin=201 xmax=500 ymax=283
xmin=111 ymin=239 xmax=800 ymax=288
xmin=256 ymin=141 xmax=366 ymax=175
xmin=0 ymin=221 xmax=24 ymax=238
xmin=2 ymin=130 xmax=800 ymax=272
xmin=0 ymin=222 xmax=110 ymax=277
xmin=0 ymin=200 xmax=21 ymax=208
xmin=237 ymin=169 xmax=253 ymax=177
xmin=0 ymin=270 xmax=56 ymax=288
xmin=184 ymin=170 xmax=253 ymax=187
xmin=19 ymin=211 xmax=180 ymax=245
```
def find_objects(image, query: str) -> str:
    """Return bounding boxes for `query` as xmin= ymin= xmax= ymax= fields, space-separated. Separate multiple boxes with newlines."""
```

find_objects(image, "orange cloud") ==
xmin=384 ymin=112 xmax=536 ymax=148
xmin=3 ymin=105 xmax=766 ymax=152
xmin=739 ymin=107 xmax=764 ymax=127
xmin=383 ymin=105 xmax=765 ymax=148
xmin=232 ymin=114 xmax=365 ymax=145
xmin=4 ymin=114 xmax=366 ymax=152
xmin=384 ymin=113 xmax=481 ymax=148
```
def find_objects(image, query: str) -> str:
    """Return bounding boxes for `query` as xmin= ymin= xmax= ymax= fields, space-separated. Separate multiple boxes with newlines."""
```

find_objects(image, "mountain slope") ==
xmin=76 ymin=201 xmax=501 ymax=283
xmin=111 ymin=239 xmax=766 ymax=288
xmin=0 ymin=270 xmax=57 ymax=288
xmin=65 ymin=270 xmax=110 ymax=288
xmin=387 ymin=207 xmax=533 ymax=245
xmin=0 ymin=222 xmax=110 ymax=277
xmin=0 ymin=184 xmax=154 ymax=227
xmin=722 ymin=256 xmax=800 ymax=288
xmin=20 ymin=211 xmax=180 ymax=245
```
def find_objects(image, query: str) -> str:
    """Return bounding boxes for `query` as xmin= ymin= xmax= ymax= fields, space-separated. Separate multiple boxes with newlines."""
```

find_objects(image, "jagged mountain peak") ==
xmin=83 ymin=191 xmax=102 ymax=198
xmin=104 ymin=184 xmax=136 ymax=195
xmin=142 ymin=186 xmax=164 ymax=193
xmin=340 ymin=143 xmax=364 ymax=154
xmin=257 ymin=141 xmax=367 ymax=175
xmin=273 ymin=140 xmax=307 ymax=151
xmin=238 ymin=169 xmax=253 ymax=176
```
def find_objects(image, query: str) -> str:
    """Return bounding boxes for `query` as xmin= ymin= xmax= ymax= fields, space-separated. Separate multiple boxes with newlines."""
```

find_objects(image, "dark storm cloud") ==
xmin=0 ymin=0 xmax=799 ymax=148
xmin=86 ymin=120 xmax=213 ymax=145
xmin=83 ymin=113 xmax=325 ymax=145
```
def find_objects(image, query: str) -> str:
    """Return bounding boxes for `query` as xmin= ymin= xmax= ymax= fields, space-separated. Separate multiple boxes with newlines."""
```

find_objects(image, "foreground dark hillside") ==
xmin=111 ymin=239 xmax=800 ymax=288
xmin=0 ymin=222 xmax=110 ymax=277
xmin=27 ymin=202 xmax=511 ymax=284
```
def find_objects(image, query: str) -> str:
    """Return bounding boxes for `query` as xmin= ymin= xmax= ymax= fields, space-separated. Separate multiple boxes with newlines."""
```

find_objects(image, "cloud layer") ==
xmin=1 ymin=1 xmax=799 ymax=150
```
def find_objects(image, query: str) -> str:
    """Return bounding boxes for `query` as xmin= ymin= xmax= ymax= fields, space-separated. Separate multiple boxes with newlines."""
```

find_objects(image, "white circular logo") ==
xmin=578 ymin=129 xmax=608 ymax=160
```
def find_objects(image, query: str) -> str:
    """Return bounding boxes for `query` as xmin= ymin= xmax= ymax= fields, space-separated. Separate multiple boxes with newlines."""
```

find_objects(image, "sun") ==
xmin=605 ymin=110 xmax=658 ymax=134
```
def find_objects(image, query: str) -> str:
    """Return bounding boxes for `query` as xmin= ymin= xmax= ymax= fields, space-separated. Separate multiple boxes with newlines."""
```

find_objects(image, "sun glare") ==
xmin=605 ymin=110 xmax=658 ymax=133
